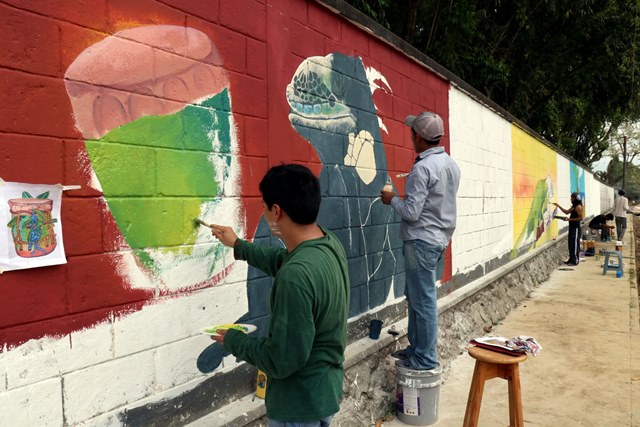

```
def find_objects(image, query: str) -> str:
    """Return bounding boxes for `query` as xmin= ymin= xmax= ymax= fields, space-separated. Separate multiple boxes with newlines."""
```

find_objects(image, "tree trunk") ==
xmin=403 ymin=0 xmax=421 ymax=44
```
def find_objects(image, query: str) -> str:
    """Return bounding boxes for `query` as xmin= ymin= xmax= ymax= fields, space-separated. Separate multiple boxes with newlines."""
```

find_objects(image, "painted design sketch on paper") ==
xmin=8 ymin=191 xmax=58 ymax=257
xmin=64 ymin=25 xmax=244 ymax=291
xmin=1 ymin=182 xmax=66 ymax=271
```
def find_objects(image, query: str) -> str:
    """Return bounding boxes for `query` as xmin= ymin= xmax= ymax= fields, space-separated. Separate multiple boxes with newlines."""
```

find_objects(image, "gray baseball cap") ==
xmin=404 ymin=111 xmax=444 ymax=142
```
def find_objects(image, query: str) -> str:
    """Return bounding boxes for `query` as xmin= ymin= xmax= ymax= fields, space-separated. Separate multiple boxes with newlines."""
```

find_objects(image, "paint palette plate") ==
xmin=201 ymin=323 xmax=257 ymax=336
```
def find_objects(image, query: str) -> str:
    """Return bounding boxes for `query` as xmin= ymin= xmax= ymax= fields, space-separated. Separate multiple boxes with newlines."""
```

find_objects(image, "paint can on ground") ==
xmin=615 ymin=241 xmax=623 ymax=252
xmin=369 ymin=319 xmax=383 ymax=339
xmin=395 ymin=361 xmax=442 ymax=426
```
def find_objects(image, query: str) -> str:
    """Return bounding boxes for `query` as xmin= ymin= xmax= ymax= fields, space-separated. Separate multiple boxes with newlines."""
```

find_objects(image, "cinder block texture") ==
xmin=0 ymin=379 xmax=63 ymax=427
xmin=62 ymin=351 xmax=155 ymax=424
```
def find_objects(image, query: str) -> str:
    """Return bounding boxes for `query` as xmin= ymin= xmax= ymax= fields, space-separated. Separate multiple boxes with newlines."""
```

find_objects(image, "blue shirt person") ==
xmin=380 ymin=111 xmax=460 ymax=370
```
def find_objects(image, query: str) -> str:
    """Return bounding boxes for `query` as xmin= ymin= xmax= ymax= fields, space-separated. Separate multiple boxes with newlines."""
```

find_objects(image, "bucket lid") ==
xmin=395 ymin=360 xmax=442 ymax=377
xmin=616 ymin=241 xmax=623 ymax=245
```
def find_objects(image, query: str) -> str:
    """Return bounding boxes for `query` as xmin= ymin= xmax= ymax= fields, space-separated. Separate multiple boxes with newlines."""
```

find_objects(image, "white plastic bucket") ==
xmin=395 ymin=362 xmax=442 ymax=426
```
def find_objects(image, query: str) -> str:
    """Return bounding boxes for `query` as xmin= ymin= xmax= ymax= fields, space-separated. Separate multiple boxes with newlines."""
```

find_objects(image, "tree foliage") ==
xmin=346 ymin=0 xmax=640 ymax=166
xmin=601 ymin=157 xmax=640 ymax=199
xmin=599 ymin=121 xmax=640 ymax=194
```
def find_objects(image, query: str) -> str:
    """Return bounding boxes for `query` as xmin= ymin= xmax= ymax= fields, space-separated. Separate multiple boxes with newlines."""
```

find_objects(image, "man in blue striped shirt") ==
xmin=380 ymin=111 xmax=460 ymax=371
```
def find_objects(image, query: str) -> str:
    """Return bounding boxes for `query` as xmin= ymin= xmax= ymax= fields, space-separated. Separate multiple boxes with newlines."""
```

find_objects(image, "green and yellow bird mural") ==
xmin=511 ymin=176 xmax=556 ymax=258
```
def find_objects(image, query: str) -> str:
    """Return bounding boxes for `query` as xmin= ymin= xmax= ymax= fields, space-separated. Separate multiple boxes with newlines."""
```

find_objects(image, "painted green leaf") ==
xmin=36 ymin=191 xmax=50 ymax=199
xmin=7 ymin=217 xmax=17 ymax=228
xmin=84 ymin=90 xmax=230 ymax=254
xmin=22 ymin=191 xmax=32 ymax=198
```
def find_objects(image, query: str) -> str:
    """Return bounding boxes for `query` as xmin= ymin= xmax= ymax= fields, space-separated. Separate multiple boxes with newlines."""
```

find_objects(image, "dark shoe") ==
xmin=395 ymin=359 xmax=417 ymax=369
xmin=563 ymin=261 xmax=578 ymax=266
xmin=391 ymin=349 xmax=410 ymax=360
xmin=395 ymin=358 xmax=437 ymax=371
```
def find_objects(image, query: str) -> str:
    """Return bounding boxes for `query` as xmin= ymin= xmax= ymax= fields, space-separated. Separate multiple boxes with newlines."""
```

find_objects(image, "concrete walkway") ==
xmin=386 ymin=224 xmax=640 ymax=426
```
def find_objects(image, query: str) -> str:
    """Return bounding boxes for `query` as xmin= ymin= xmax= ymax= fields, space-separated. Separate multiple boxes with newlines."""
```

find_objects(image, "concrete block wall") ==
xmin=0 ymin=0 xmax=615 ymax=425
xmin=449 ymin=87 xmax=513 ymax=281
xmin=585 ymin=173 xmax=601 ymax=217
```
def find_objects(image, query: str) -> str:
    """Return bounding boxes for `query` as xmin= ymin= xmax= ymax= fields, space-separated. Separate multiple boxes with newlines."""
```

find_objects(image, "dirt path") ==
xmin=386 ymin=218 xmax=640 ymax=426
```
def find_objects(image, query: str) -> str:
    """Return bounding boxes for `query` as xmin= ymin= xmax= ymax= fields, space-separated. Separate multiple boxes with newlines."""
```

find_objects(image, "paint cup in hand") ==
xmin=369 ymin=319 xmax=383 ymax=339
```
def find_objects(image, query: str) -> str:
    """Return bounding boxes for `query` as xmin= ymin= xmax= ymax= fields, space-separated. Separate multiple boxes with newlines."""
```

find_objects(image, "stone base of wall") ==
xmin=191 ymin=238 xmax=567 ymax=427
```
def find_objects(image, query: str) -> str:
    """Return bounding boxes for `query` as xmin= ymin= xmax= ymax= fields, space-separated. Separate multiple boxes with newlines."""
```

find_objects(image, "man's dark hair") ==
xmin=619 ymin=189 xmax=626 ymax=196
xmin=605 ymin=213 xmax=614 ymax=220
xmin=259 ymin=164 xmax=321 ymax=225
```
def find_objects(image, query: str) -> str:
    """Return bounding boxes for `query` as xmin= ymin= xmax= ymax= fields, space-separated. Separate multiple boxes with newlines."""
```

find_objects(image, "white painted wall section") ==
xmin=0 ymin=378 xmax=63 ymax=427
xmin=449 ymin=87 xmax=513 ymax=275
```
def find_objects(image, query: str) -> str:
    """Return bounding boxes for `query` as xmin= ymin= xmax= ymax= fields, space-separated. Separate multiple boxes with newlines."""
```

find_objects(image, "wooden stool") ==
xmin=463 ymin=346 xmax=528 ymax=427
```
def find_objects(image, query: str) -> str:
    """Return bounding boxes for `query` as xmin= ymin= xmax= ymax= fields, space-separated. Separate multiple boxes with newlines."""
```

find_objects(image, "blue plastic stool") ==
xmin=602 ymin=251 xmax=623 ymax=276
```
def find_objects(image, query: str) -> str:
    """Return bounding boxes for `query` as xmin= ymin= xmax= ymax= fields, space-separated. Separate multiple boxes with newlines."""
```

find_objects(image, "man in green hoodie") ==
xmin=210 ymin=164 xmax=350 ymax=426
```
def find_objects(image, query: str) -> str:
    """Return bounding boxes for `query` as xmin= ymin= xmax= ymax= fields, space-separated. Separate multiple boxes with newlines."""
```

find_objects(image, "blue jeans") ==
xmin=268 ymin=415 xmax=333 ymax=427
xmin=615 ymin=216 xmax=627 ymax=241
xmin=402 ymin=240 xmax=445 ymax=370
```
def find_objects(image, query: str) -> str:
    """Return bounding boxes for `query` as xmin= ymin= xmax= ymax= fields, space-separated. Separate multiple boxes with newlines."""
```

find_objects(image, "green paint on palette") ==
xmin=85 ymin=90 xmax=232 ymax=254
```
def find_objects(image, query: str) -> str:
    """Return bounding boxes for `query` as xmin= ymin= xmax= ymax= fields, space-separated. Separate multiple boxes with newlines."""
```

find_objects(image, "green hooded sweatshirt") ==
xmin=223 ymin=227 xmax=350 ymax=422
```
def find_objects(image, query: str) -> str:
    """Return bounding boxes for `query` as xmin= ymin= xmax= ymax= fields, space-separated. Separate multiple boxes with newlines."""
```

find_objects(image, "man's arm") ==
xmin=389 ymin=170 xmax=430 ymax=221
xmin=624 ymin=198 xmax=636 ymax=214
xmin=210 ymin=223 xmax=287 ymax=277
xmin=223 ymin=272 xmax=315 ymax=379
xmin=234 ymin=239 xmax=287 ymax=277
xmin=552 ymin=203 xmax=570 ymax=214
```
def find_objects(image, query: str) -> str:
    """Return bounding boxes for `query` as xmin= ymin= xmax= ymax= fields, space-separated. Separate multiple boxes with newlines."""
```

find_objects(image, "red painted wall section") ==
xmin=263 ymin=0 xmax=454 ymax=288
xmin=0 ymin=0 xmax=454 ymax=350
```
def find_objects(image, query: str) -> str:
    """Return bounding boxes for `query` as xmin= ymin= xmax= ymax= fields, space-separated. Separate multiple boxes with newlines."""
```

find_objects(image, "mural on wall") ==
xmin=511 ymin=127 xmax=558 ymax=257
xmin=570 ymin=161 xmax=586 ymax=208
xmin=286 ymin=53 xmax=402 ymax=312
xmin=0 ymin=182 xmax=66 ymax=271
xmin=64 ymin=25 xmax=243 ymax=291
xmin=196 ymin=53 xmax=405 ymax=373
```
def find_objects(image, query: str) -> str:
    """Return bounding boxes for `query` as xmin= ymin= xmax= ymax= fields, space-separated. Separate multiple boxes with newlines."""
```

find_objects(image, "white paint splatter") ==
xmin=75 ymin=150 xmax=103 ymax=193
xmin=365 ymin=65 xmax=392 ymax=134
